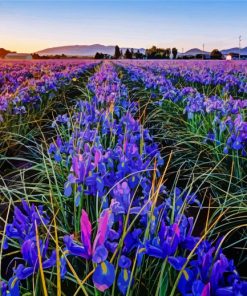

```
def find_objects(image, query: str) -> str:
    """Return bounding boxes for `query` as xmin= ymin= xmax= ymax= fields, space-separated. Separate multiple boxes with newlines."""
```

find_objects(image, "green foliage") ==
xmin=172 ymin=48 xmax=178 ymax=59
xmin=146 ymin=46 xmax=171 ymax=59
xmin=210 ymin=49 xmax=223 ymax=60
xmin=124 ymin=49 xmax=132 ymax=59
xmin=114 ymin=45 xmax=122 ymax=59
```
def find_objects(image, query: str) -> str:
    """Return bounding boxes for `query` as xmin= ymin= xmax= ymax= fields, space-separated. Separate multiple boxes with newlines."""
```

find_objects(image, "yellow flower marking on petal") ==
xmin=101 ymin=262 xmax=108 ymax=274
xmin=109 ymin=102 xmax=114 ymax=113
xmin=124 ymin=269 xmax=129 ymax=281
xmin=11 ymin=277 xmax=18 ymax=288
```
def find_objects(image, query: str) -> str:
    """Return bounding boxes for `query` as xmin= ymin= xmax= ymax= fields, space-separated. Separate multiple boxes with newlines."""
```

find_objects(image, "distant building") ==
xmin=5 ymin=53 xmax=32 ymax=60
xmin=224 ymin=52 xmax=247 ymax=60
xmin=226 ymin=54 xmax=232 ymax=61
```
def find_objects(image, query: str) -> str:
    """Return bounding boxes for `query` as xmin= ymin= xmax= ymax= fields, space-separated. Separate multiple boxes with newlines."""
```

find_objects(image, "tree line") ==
xmin=95 ymin=45 xmax=228 ymax=60
xmin=95 ymin=45 xmax=178 ymax=60
xmin=0 ymin=46 xmax=230 ymax=61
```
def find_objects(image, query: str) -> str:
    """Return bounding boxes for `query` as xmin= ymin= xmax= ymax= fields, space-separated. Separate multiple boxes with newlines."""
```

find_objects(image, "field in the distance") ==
xmin=0 ymin=59 xmax=247 ymax=295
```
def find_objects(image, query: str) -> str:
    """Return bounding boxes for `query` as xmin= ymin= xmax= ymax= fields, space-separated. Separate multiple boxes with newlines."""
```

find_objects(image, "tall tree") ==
xmin=95 ymin=52 xmax=104 ymax=59
xmin=114 ymin=45 xmax=121 ymax=59
xmin=146 ymin=46 xmax=157 ymax=59
xmin=131 ymin=48 xmax=134 ymax=58
xmin=172 ymin=48 xmax=178 ymax=59
xmin=124 ymin=49 xmax=132 ymax=59
xmin=135 ymin=49 xmax=144 ymax=59
xmin=210 ymin=49 xmax=223 ymax=60
xmin=165 ymin=48 xmax=171 ymax=59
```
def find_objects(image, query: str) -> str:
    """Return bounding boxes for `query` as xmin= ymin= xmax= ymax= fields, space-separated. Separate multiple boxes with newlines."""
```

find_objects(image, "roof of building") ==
xmin=5 ymin=53 xmax=32 ymax=56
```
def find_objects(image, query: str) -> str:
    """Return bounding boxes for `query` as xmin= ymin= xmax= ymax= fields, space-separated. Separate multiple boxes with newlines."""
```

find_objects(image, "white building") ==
xmin=5 ymin=53 xmax=32 ymax=60
xmin=226 ymin=54 xmax=232 ymax=61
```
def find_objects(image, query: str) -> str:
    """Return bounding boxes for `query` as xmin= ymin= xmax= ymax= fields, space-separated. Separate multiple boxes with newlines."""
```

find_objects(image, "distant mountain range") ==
xmin=1 ymin=44 xmax=247 ymax=58
xmin=179 ymin=48 xmax=210 ymax=56
xmin=36 ymin=44 xmax=247 ymax=57
xmin=221 ymin=47 xmax=247 ymax=55
xmin=179 ymin=47 xmax=247 ymax=57
xmin=36 ymin=44 xmax=146 ymax=57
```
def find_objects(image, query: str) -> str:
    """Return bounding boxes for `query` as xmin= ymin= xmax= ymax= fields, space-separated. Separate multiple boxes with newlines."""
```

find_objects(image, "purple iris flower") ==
xmin=64 ymin=209 xmax=115 ymax=291
xmin=123 ymin=229 xmax=142 ymax=253
xmin=146 ymin=222 xmax=181 ymax=259
xmin=5 ymin=200 xmax=49 ymax=245
xmin=112 ymin=182 xmax=131 ymax=213
xmin=7 ymin=278 xmax=20 ymax=296
xmin=116 ymin=255 xmax=132 ymax=295
xmin=14 ymin=238 xmax=56 ymax=280
xmin=4 ymin=201 xmax=56 ymax=294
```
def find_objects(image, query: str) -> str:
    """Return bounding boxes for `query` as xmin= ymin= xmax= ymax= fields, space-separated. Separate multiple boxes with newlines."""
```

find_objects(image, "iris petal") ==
xmin=80 ymin=209 xmax=92 ymax=257
xmin=93 ymin=260 xmax=115 ymax=292
xmin=117 ymin=269 xmax=131 ymax=295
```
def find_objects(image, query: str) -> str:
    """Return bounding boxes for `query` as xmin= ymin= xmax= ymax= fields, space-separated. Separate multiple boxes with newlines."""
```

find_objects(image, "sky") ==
xmin=0 ymin=0 xmax=246 ymax=53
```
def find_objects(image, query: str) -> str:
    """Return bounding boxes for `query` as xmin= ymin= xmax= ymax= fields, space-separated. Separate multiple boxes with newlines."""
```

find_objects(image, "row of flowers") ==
xmin=119 ymin=61 xmax=247 ymax=156
xmin=129 ymin=60 xmax=247 ymax=96
xmin=2 ymin=62 xmax=246 ymax=295
xmin=0 ymin=60 xmax=96 ymax=119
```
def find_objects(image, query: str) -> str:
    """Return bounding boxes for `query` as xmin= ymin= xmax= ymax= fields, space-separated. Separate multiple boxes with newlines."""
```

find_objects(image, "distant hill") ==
xmin=221 ymin=47 xmax=247 ymax=55
xmin=5 ymin=44 xmax=247 ymax=59
xmin=180 ymin=47 xmax=247 ymax=57
xmin=0 ymin=48 xmax=15 ymax=58
xmin=178 ymin=48 xmax=210 ymax=56
xmin=36 ymin=44 xmax=146 ymax=57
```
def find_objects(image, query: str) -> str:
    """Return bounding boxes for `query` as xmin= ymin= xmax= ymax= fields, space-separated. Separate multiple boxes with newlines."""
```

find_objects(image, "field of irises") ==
xmin=0 ymin=59 xmax=247 ymax=296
